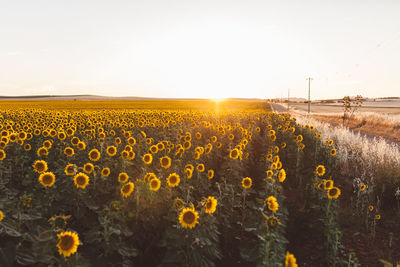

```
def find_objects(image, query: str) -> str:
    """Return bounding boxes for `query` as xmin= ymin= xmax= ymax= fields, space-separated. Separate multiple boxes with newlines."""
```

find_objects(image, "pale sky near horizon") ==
xmin=1 ymin=0 xmax=399 ymax=100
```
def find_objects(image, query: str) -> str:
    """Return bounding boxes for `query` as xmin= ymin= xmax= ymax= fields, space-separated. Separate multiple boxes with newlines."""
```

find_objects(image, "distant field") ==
xmin=288 ymin=100 xmax=400 ymax=114
xmin=0 ymin=99 xmax=270 ymax=111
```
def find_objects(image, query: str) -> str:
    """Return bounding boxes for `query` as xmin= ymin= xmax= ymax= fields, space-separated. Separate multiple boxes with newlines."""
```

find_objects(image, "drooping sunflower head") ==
xmin=118 ymin=172 xmax=129 ymax=183
xmin=0 ymin=210 xmax=4 ymax=222
xmin=185 ymin=168 xmax=193 ymax=179
xmin=315 ymin=165 xmax=326 ymax=176
xmin=327 ymin=187 xmax=341 ymax=199
xmin=74 ymin=173 xmax=89 ymax=189
xmin=149 ymin=178 xmax=161 ymax=191
xmin=88 ymin=149 xmax=101 ymax=162
xmin=39 ymin=172 xmax=56 ymax=187
xmin=241 ymin=177 xmax=252 ymax=189
xmin=121 ymin=182 xmax=134 ymax=198
xmin=57 ymin=231 xmax=80 ymax=258
xmin=369 ymin=205 xmax=374 ymax=212
xmin=330 ymin=149 xmax=336 ymax=156
xmin=178 ymin=207 xmax=199 ymax=229
xmin=204 ymin=196 xmax=217 ymax=214
xmin=160 ymin=156 xmax=171 ymax=169
xmin=142 ymin=153 xmax=153 ymax=165
xmin=83 ymin=163 xmax=94 ymax=174
xmin=360 ymin=184 xmax=366 ymax=191
xmin=33 ymin=160 xmax=48 ymax=173
xmin=167 ymin=173 xmax=180 ymax=187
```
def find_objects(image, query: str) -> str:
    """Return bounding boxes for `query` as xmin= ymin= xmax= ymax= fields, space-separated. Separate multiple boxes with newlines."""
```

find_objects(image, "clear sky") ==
xmin=1 ymin=0 xmax=399 ymax=99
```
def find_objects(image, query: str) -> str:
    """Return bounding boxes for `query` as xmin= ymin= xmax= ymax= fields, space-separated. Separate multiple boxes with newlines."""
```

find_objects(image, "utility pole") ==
xmin=287 ymin=88 xmax=290 ymax=112
xmin=306 ymin=77 xmax=313 ymax=113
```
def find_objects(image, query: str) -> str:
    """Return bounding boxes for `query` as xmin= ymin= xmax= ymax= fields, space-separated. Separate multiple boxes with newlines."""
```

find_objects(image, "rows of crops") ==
xmin=0 ymin=101 xmax=348 ymax=266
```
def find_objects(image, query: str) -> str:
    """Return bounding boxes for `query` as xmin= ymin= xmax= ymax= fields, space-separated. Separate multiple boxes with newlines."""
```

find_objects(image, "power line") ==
xmin=306 ymin=77 xmax=313 ymax=113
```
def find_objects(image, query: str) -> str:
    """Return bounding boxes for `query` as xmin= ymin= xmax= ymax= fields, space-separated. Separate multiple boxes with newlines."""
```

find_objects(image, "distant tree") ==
xmin=342 ymin=95 xmax=363 ymax=127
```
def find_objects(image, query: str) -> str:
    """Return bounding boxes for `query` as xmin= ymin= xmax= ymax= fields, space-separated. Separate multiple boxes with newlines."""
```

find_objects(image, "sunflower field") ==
xmin=0 ymin=100 xmax=349 ymax=266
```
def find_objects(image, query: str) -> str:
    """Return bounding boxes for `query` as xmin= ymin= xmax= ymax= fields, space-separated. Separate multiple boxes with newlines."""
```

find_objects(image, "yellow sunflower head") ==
xmin=278 ymin=169 xmax=286 ymax=183
xmin=241 ymin=177 xmax=252 ymax=189
xmin=327 ymin=187 xmax=341 ymax=199
xmin=57 ymin=231 xmax=80 ymax=258
xmin=178 ymin=207 xmax=199 ymax=229
xmin=106 ymin=145 xmax=117 ymax=156
xmin=330 ymin=149 xmax=336 ymax=156
xmin=142 ymin=153 xmax=153 ymax=165
xmin=64 ymin=147 xmax=75 ymax=157
xmin=73 ymin=172 xmax=89 ymax=189
xmin=204 ymin=196 xmax=217 ymax=214
xmin=101 ymin=167 xmax=110 ymax=177
xmin=88 ymin=149 xmax=101 ymax=162
xmin=118 ymin=172 xmax=129 ymax=183
xmin=149 ymin=178 xmax=161 ymax=191
xmin=37 ymin=147 xmax=48 ymax=157
xmin=285 ymin=251 xmax=297 ymax=267
xmin=167 ymin=173 xmax=180 ymax=187
xmin=207 ymin=169 xmax=214 ymax=179
xmin=315 ymin=165 xmax=326 ymax=176
xmin=160 ymin=156 xmax=171 ymax=169
xmin=33 ymin=160 xmax=48 ymax=173
xmin=38 ymin=172 xmax=56 ymax=187
xmin=64 ymin=164 xmax=76 ymax=176
xmin=83 ymin=163 xmax=94 ymax=174
xmin=121 ymin=182 xmax=134 ymax=198
xmin=196 ymin=163 xmax=205 ymax=173
xmin=229 ymin=148 xmax=240 ymax=160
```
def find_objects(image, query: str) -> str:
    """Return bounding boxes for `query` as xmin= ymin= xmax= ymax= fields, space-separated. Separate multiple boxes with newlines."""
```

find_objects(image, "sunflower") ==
xmin=33 ymin=160 xmax=48 ymax=173
xmin=144 ymin=172 xmax=157 ymax=182
xmin=360 ymin=184 xmax=366 ymax=191
xmin=121 ymin=182 xmax=134 ymax=198
xmin=266 ymin=196 xmax=279 ymax=212
xmin=88 ymin=149 xmax=101 ymax=162
xmin=229 ymin=148 xmax=240 ymax=159
xmin=118 ymin=172 xmax=129 ymax=183
xmin=324 ymin=179 xmax=334 ymax=190
xmin=149 ymin=145 xmax=158 ymax=154
xmin=142 ymin=153 xmax=153 ymax=164
xmin=185 ymin=168 xmax=193 ymax=179
xmin=77 ymin=141 xmax=86 ymax=151
xmin=149 ymin=177 xmax=161 ymax=191
xmin=24 ymin=143 xmax=31 ymax=151
xmin=242 ymin=177 xmax=252 ymax=189
xmin=285 ymin=251 xmax=297 ymax=267
xmin=207 ymin=169 xmax=214 ymax=179
xmin=375 ymin=214 xmax=381 ymax=220
xmin=39 ymin=172 xmax=56 ymax=187
xmin=278 ymin=169 xmax=286 ymax=183
xmin=369 ymin=205 xmax=374 ymax=212
xmin=315 ymin=165 xmax=325 ymax=176
xmin=101 ymin=167 xmax=110 ymax=177
xmin=83 ymin=163 xmax=94 ymax=174
xmin=73 ymin=173 xmax=89 ymax=189
xmin=296 ymin=135 xmax=303 ymax=143
xmin=327 ymin=187 xmax=341 ymax=199
xmin=204 ymin=196 xmax=217 ymax=214
xmin=328 ymin=140 xmax=334 ymax=146
xmin=106 ymin=145 xmax=117 ymax=156
xmin=0 ymin=210 xmax=4 ymax=221
xmin=64 ymin=164 xmax=76 ymax=176
xmin=160 ymin=156 xmax=171 ymax=169
xmin=64 ymin=147 xmax=74 ymax=157
xmin=167 ymin=173 xmax=180 ymax=187
xmin=56 ymin=231 xmax=80 ymax=258
xmin=266 ymin=170 xmax=273 ymax=177
xmin=37 ymin=147 xmax=48 ymax=157
xmin=178 ymin=207 xmax=199 ymax=229
xmin=330 ymin=149 xmax=336 ymax=156
xmin=196 ymin=163 xmax=205 ymax=172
